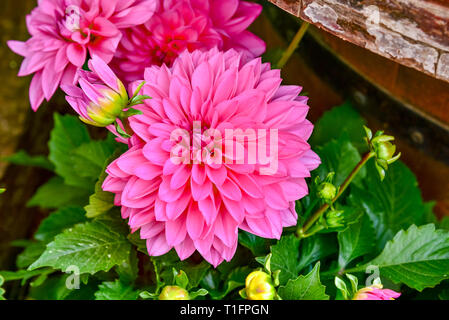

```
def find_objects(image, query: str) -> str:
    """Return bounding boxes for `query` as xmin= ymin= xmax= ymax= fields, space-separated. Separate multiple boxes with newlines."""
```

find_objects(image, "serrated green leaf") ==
xmin=27 ymin=177 xmax=90 ymax=209
xmin=338 ymin=213 xmax=376 ymax=269
xmin=29 ymin=218 xmax=131 ymax=275
xmin=2 ymin=150 xmax=54 ymax=171
xmin=84 ymin=170 xmax=114 ymax=218
xmin=72 ymin=137 xmax=116 ymax=180
xmin=270 ymin=234 xmax=300 ymax=285
xmin=28 ymin=274 xmax=88 ymax=300
xmin=278 ymin=263 xmax=329 ymax=300
xmin=116 ymin=249 xmax=139 ymax=284
xmin=310 ymin=102 xmax=367 ymax=152
xmin=315 ymin=134 xmax=365 ymax=187
xmin=16 ymin=242 xmax=47 ymax=269
xmin=160 ymin=261 xmax=211 ymax=290
xmin=189 ymin=288 xmax=208 ymax=300
xmin=49 ymin=114 xmax=91 ymax=189
xmin=205 ymin=267 xmax=251 ymax=300
xmin=349 ymin=160 xmax=427 ymax=250
xmin=35 ymin=207 xmax=87 ymax=242
xmin=359 ymin=224 xmax=449 ymax=291
xmin=95 ymin=280 xmax=139 ymax=300
xmin=0 ymin=269 xmax=52 ymax=286
xmin=297 ymin=234 xmax=337 ymax=272
xmin=238 ymin=231 xmax=274 ymax=256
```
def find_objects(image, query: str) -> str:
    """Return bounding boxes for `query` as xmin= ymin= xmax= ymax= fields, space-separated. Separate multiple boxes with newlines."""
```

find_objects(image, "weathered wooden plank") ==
xmin=268 ymin=0 xmax=449 ymax=82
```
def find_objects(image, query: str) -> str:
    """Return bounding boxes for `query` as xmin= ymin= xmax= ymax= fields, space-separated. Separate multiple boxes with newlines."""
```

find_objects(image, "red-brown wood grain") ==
xmin=268 ymin=0 xmax=449 ymax=83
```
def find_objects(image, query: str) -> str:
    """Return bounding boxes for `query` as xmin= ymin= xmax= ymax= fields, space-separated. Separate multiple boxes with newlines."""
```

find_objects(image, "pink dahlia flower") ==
xmin=353 ymin=285 xmax=401 ymax=300
xmin=8 ymin=0 xmax=157 ymax=111
xmin=110 ymin=0 xmax=266 ymax=83
xmin=102 ymin=48 xmax=320 ymax=267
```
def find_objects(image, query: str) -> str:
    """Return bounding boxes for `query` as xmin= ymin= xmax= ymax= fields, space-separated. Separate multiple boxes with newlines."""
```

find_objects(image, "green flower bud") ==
xmin=158 ymin=286 xmax=190 ymax=300
xmin=325 ymin=209 xmax=345 ymax=228
xmin=317 ymin=182 xmax=337 ymax=202
xmin=244 ymin=271 xmax=276 ymax=300
xmin=375 ymin=141 xmax=396 ymax=162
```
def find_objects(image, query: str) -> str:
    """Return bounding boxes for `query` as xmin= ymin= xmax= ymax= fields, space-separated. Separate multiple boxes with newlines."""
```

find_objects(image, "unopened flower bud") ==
xmin=84 ymin=81 xmax=128 ymax=127
xmin=244 ymin=271 xmax=276 ymax=300
xmin=317 ymin=182 xmax=337 ymax=202
xmin=158 ymin=286 xmax=190 ymax=300
xmin=325 ymin=209 xmax=345 ymax=228
xmin=63 ymin=56 xmax=147 ymax=129
xmin=375 ymin=141 xmax=396 ymax=162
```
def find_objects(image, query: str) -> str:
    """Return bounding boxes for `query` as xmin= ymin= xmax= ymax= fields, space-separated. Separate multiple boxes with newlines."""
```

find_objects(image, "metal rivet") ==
xmin=353 ymin=90 xmax=368 ymax=107
xmin=411 ymin=130 xmax=424 ymax=145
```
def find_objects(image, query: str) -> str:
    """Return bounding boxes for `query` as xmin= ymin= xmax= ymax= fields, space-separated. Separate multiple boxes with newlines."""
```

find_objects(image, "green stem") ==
xmin=321 ymin=264 xmax=367 ymax=279
xmin=276 ymin=22 xmax=310 ymax=69
xmin=297 ymin=152 xmax=375 ymax=237
xmin=152 ymin=259 xmax=163 ymax=294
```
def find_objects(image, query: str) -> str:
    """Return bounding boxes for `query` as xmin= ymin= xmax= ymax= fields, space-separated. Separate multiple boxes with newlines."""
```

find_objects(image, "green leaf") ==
xmin=72 ymin=137 xmax=116 ymax=180
xmin=269 ymin=234 xmax=300 ymax=285
xmin=439 ymin=288 xmax=449 ymax=300
xmin=29 ymin=218 xmax=131 ymax=275
xmin=0 ymin=275 xmax=6 ymax=300
xmin=297 ymin=234 xmax=337 ymax=272
xmin=48 ymin=113 xmax=91 ymax=189
xmin=338 ymin=214 xmax=376 ymax=268
xmin=238 ymin=231 xmax=274 ymax=256
xmin=2 ymin=150 xmax=54 ymax=171
xmin=28 ymin=274 xmax=92 ymax=300
xmin=35 ymin=207 xmax=87 ymax=242
xmin=116 ymin=249 xmax=139 ymax=284
xmin=310 ymin=102 xmax=367 ymax=152
xmin=27 ymin=177 xmax=90 ymax=209
xmin=174 ymin=270 xmax=189 ymax=288
xmin=204 ymin=267 xmax=251 ymax=300
xmin=160 ymin=261 xmax=211 ymax=290
xmin=95 ymin=280 xmax=139 ymax=300
xmin=16 ymin=242 xmax=47 ymax=269
xmin=315 ymin=134 xmax=365 ymax=187
xmin=360 ymin=224 xmax=449 ymax=291
xmin=278 ymin=263 xmax=329 ymax=300
xmin=0 ymin=269 xmax=52 ymax=286
xmin=84 ymin=170 xmax=114 ymax=218
xmin=349 ymin=160 xmax=427 ymax=249
xmin=189 ymin=288 xmax=208 ymax=300
xmin=262 ymin=47 xmax=284 ymax=65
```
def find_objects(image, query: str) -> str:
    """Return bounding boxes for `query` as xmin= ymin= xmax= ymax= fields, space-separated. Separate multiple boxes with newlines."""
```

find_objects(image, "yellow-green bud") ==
xmin=375 ymin=141 xmax=396 ymax=162
xmin=158 ymin=286 xmax=190 ymax=300
xmin=84 ymin=83 xmax=129 ymax=127
xmin=317 ymin=182 xmax=337 ymax=202
xmin=325 ymin=209 xmax=345 ymax=228
xmin=244 ymin=271 xmax=276 ymax=300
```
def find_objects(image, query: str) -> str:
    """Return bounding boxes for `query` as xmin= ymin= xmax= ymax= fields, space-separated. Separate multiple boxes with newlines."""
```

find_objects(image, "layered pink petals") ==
xmin=111 ymin=0 xmax=266 ymax=83
xmin=353 ymin=286 xmax=401 ymax=300
xmin=8 ymin=0 xmax=156 ymax=110
xmin=103 ymin=48 xmax=320 ymax=267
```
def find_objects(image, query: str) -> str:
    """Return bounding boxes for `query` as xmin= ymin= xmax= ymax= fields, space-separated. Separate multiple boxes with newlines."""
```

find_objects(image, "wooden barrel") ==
xmin=256 ymin=0 xmax=449 ymax=217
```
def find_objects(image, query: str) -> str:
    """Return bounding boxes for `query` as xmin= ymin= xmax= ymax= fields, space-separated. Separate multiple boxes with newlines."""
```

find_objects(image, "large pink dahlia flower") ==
xmin=110 ymin=0 xmax=266 ymax=83
xmin=8 ymin=0 xmax=156 ymax=111
xmin=103 ymin=48 xmax=320 ymax=267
